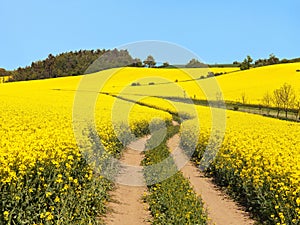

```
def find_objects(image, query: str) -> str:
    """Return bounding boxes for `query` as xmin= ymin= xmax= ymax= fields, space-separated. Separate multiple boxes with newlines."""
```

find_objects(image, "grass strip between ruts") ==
xmin=142 ymin=125 xmax=208 ymax=225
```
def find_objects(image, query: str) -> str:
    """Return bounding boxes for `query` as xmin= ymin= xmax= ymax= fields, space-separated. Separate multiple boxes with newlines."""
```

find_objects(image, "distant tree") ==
xmin=0 ymin=68 xmax=10 ymax=77
xmin=272 ymin=88 xmax=282 ymax=117
xmin=240 ymin=55 xmax=253 ymax=70
xmin=240 ymin=92 xmax=248 ymax=104
xmin=214 ymin=72 xmax=223 ymax=76
xmin=0 ymin=68 xmax=6 ymax=76
xmin=157 ymin=62 xmax=170 ymax=68
xmin=254 ymin=58 xmax=268 ymax=67
xmin=247 ymin=55 xmax=253 ymax=64
xmin=289 ymin=58 xmax=300 ymax=63
xmin=254 ymin=53 xmax=280 ymax=67
xmin=216 ymin=91 xmax=223 ymax=101
xmin=143 ymin=55 xmax=156 ymax=68
xmin=215 ymin=91 xmax=223 ymax=107
xmin=131 ymin=82 xmax=141 ymax=86
xmin=186 ymin=58 xmax=206 ymax=68
xmin=129 ymin=58 xmax=143 ymax=67
xmin=281 ymin=58 xmax=289 ymax=63
xmin=277 ymin=83 xmax=296 ymax=118
xmin=89 ymin=49 xmax=135 ymax=72
xmin=45 ymin=54 xmax=55 ymax=78
xmin=267 ymin=53 xmax=280 ymax=65
xmin=162 ymin=62 xmax=169 ymax=68
xmin=293 ymin=99 xmax=300 ymax=120
xmin=207 ymin=72 xmax=215 ymax=77
xmin=262 ymin=91 xmax=272 ymax=114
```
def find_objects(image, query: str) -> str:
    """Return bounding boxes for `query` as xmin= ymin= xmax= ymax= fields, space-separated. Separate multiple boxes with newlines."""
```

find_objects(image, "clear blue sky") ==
xmin=1 ymin=0 xmax=299 ymax=70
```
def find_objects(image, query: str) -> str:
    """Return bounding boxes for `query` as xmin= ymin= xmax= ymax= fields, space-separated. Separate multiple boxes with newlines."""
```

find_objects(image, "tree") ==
xmin=240 ymin=92 xmax=248 ymax=104
xmin=267 ymin=53 xmax=280 ymax=65
xmin=207 ymin=72 xmax=215 ymax=77
xmin=293 ymin=99 xmax=300 ymax=120
xmin=254 ymin=58 xmax=267 ymax=67
xmin=129 ymin=58 xmax=143 ymax=67
xmin=262 ymin=92 xmax=272 ymax=115
xmin=240 ymin=55 xmax=253 ymax=70
xmin=281 ymin=58 xmax=289 ymax=63
xmin=0 ymin=68 xmax=11 ymax=77
xmin=272 ymin=83 xmax=296 ymax=118
xmin=143 ymin=55 xmax=156 ymax=68
xmin=215 ymin=91 xmax=224 ymax=107
xmin=157 ymin=62 xmax=170 ymax=68
xmin=0 ymin=68 xmax=6 ymax=76
xmin=162 ymin=62 xmax=169 ymax=68
xmin=45 ymin=54 xmax=55 ymax=78
xmin=277 ymin=83 xmax=296 ymax=118
xmin=254 ymin=53 xmax=280 ymax=67
xmin=272 ymin=88 xmax=282 ymax=117
xmin=186 ymin=58 xmax=206 ymax=68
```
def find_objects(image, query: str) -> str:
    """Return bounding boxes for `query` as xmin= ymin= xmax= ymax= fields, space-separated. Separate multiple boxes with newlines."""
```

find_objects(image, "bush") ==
xmin=131 ymin=82 xmax=141 ymax=86
xmin=207 ymin=72 xmax=214 ymax=77
xmin=214 ymin=72 xmax=223 ymax=76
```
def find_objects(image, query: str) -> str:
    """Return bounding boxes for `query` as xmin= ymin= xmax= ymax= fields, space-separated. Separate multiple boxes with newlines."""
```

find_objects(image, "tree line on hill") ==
xmin=184 ymin=54 xmax=300 ymax=71
xmin=2 ymin=49 xmax=107 ymax=81
xmin=0 ymin=49 xmax=299 ymax=82
xmin=234 ymin=54 xmax=300 ymax=70
xmin=0 ymin=50 xmax=172 ymax=82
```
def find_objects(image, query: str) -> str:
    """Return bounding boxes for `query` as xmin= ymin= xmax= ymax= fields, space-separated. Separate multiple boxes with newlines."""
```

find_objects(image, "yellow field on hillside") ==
xmin=0 ymin=74 xmax=172 ymax=170
xmin=1 ymin=63 xmax=299 ymax=223
xmin=2 ymin=63 xmax=298 ymax=108
xmin=93 ymin=64 xmax=300 ymax=105
xmin=0 ymin=74 xmax=172 ymax=223
xmin=183 ymin=67 xmax=239 ymax=77
xmin=215 ymin=63 xmax=300 ymax=103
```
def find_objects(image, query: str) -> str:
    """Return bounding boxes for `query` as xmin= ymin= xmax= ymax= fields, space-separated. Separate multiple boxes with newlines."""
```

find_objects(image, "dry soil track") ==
xmin=104 ymin=127 xmax=256 ymax=225
xmin=104 ymin=137 xmax=152 ymax=225
xmin=167 ymin=133 xmax=256 ymax=225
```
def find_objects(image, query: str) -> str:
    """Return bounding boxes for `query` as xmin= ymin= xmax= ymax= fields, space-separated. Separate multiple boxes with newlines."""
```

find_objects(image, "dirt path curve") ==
xmin=167 ymin=133 xmax=256 ymax=225
xmin=104 ymin=137 xmax=152 ymax=225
